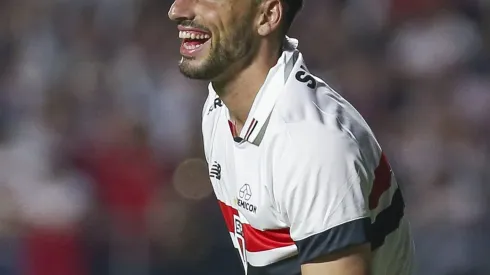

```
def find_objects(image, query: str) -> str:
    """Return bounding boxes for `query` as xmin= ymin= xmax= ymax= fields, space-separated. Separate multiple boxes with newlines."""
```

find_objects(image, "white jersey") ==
xmin=202 ymin=38 xmax=414 ymax=275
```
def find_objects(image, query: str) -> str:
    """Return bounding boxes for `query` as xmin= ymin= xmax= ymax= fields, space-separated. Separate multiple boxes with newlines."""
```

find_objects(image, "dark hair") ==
xmin=281 ymin=0 xmax=303 ymax=32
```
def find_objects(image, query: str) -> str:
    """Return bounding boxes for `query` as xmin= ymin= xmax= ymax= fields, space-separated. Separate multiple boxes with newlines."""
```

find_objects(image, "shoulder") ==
xmin=263 ymin=68 xmax=384 ymax=194
xmin=268 ymin=121 xmax=362 ymax=175
xmin=269 ymin=69 xmax=381 ymax=171
xmin=269 ymin=76 xmax=362 ymax=164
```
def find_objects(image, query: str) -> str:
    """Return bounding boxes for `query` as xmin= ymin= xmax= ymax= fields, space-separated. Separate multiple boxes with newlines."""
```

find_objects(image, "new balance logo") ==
xmin=210 ymin=161 xmax=221 ymax=180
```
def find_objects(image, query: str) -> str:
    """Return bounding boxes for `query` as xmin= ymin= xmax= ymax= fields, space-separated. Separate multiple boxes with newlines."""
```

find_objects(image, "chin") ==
xmin=179 ymin=62 xmax=211 ymax=80
xmin=178 ymin=57 xmax=223 ymax=81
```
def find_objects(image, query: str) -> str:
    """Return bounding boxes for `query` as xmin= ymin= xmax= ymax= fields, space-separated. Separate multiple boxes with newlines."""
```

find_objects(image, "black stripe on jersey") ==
xmin=245 ymin=119 xmax=259 ymax=141
xmin=246 ymin=189 xmax=405 ymax=275
xmin=247 ymin=255 xmax=301 ymax=275
xmin=295 ymin=217 xmax=371 ymax=264
xmin=293 ymin=189 xmax=404 ymax=264
xmin=371 ymin=188 xmax=405 ymax=250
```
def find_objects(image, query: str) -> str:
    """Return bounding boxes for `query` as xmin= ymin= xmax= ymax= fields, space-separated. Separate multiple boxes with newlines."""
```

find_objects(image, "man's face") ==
xmin=168 ymin=0 xmax=259 ymax=80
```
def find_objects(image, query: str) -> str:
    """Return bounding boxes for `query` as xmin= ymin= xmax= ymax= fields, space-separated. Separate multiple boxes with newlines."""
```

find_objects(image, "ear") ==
xmin=256 ymin=0 xmax=283 ymax=37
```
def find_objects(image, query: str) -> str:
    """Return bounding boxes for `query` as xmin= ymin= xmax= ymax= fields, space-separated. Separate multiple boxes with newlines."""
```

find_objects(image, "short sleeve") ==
xmin=273 ymin=122 xmax=371 ymax=264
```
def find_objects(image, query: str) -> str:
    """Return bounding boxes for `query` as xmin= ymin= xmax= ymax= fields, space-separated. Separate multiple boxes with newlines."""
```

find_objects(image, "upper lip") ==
xmin=178 ymin=26 xmax=210 ymax=34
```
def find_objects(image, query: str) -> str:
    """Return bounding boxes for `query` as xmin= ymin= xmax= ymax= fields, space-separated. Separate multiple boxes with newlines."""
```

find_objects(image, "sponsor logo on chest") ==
xmin=237 ymin=184 xmax=258 ymax=214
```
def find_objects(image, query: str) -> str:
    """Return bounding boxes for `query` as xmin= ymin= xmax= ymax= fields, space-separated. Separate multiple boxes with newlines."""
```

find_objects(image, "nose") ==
xmin=168 ymin=0 xmax=195 ymax=22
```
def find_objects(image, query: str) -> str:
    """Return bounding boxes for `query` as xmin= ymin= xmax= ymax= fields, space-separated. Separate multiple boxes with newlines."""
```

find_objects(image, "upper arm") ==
xmin=301 ymin=244 xmax=371 ymax=275
xmin=273 ymin=122 xmax=373 ymax=270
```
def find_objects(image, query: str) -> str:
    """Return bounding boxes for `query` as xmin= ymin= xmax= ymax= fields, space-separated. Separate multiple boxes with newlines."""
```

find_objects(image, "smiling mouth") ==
xmin=179 ymin=30 xmax=211 ymax=52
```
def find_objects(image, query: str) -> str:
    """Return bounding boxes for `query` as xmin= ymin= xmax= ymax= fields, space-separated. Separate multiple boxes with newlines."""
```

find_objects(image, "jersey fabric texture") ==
xmin=202 ymin=37 xmax=414 ymax=275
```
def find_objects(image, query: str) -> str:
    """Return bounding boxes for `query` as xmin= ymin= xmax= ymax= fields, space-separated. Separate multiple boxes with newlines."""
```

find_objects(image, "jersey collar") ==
xmin=209 ymin=37 xmax=300 ymax=144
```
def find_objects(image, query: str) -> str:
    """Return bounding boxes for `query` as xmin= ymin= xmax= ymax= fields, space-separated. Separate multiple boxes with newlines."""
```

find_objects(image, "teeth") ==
xmin=183 ymin=42 xmax=203 ymax=50
xmin=179 ymin=31 xmax=210 ymax=40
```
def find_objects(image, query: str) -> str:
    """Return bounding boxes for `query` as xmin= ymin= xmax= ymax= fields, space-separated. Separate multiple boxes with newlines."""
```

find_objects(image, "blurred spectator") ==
xmin=389 ymin=7 xmax=481 ymax=79
xmin=79 ymin=115 xmax=163 ymax=275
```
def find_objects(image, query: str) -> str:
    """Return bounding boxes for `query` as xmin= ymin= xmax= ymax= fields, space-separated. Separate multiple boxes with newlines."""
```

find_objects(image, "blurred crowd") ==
xmin=0 ymin=0 xmax=489 ymax=274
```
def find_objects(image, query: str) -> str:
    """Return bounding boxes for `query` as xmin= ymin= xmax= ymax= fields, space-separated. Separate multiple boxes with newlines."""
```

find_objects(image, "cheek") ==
xmin=195 ymin=3 xmax=228 ymax=33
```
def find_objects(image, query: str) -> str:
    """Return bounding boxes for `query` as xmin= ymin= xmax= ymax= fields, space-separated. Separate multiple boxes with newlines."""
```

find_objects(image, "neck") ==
xmin=212 ymin=44 xmax=281 ymax=128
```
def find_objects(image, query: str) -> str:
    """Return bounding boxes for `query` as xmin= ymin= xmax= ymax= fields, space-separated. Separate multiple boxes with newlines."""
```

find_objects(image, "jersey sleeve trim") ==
xmin=295 ymin=217 xmax=371 ymax=264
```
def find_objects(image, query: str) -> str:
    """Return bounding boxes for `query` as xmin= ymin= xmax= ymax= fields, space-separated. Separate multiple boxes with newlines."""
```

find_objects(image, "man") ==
xmin=168 ymin=0 xmax=414 ymax=274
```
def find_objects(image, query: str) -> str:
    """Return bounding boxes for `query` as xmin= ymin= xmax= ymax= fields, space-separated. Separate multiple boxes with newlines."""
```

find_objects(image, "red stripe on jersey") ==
xmin=228 ymin=120 xmax=238 ymax=138
xmin=218 ymin=200 xmax=239 ymax=232
xmin=217 ymin=200 xmax=295 ymax=252
xmin=243 ymin=224 xmax=294 ymax=252
xmin=369 ymin=153 xmax=392 ymax=210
